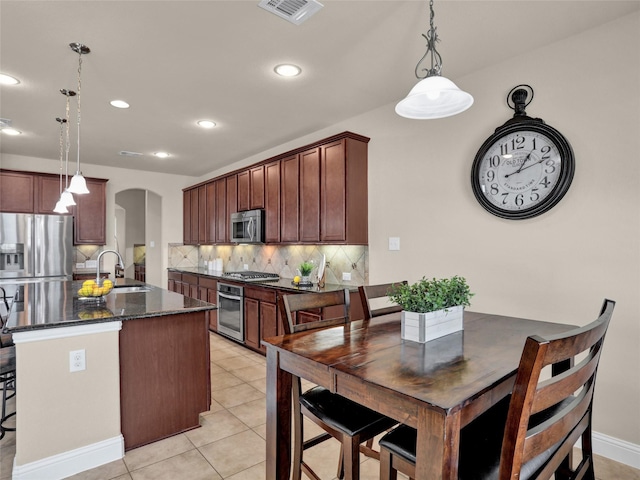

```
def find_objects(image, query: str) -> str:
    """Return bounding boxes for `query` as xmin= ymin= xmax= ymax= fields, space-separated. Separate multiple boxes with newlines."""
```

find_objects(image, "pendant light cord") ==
xmin=76 ymin=51 xmax=83 ymax=172
xmin=57 ymin=118 xmax=65 ymax=195
xmin=65 ymin=92 xmax=71 ymax=186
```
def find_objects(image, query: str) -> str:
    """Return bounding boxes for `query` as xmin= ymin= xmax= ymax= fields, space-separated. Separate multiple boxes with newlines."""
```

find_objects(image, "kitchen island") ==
xmin=2 ymin=279 xmax=215 ymax=480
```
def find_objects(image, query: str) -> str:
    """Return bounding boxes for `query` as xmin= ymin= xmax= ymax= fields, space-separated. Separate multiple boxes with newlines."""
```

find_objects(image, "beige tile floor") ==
xmin=1 ymin=332 xmax=639 ymax=479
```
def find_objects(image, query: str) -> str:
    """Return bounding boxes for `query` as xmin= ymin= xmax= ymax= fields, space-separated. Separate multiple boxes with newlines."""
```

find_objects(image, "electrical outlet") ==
xmin=342 ymin=272 xmax=351 ymax=281
xmin=69 ymin=349 xmax=86 ymax=372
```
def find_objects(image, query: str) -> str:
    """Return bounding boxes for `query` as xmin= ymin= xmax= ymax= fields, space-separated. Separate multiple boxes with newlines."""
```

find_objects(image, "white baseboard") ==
xmin=11 ymin=435 xmax=124 ymax=480
xmin=592 ymin=431 xmax=640 ymax=470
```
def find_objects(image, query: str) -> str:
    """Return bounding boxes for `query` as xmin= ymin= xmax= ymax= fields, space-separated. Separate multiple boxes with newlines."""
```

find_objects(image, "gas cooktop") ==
xmin=222 ymin=271 xmax=280 ymax=282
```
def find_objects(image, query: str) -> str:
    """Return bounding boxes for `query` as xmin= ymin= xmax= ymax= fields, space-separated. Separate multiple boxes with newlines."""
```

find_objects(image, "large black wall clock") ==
xmin=471 ymin=85 xmax=575 ymax=220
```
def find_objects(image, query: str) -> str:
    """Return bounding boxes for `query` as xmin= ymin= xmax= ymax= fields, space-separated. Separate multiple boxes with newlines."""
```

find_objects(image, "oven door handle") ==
xmin=218 ymin=292 xmax=243 ymax=302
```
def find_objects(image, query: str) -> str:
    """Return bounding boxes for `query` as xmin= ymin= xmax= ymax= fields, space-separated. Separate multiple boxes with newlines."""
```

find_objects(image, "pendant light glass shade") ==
xmin=60 ymin=188 xmax=76 ymax=207
xmin=53 ymin=200 xmax=68 ymax=214
xmin=396 ymin=76 xmax=473 ymax=119
xmin=68 ymin=173 xmax=89 ymax=194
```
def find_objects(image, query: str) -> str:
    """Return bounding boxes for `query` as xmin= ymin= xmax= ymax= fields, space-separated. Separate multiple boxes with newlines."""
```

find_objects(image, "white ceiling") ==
xmin=1 ymin=1 xmax=638 ymax=177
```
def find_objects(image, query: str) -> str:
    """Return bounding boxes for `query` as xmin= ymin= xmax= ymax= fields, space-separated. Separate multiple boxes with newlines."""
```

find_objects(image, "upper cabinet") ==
xmin=0 ymin=169 xmax=108 ymax=245
xmin=182 ymin=131 xmax=369 ymax=245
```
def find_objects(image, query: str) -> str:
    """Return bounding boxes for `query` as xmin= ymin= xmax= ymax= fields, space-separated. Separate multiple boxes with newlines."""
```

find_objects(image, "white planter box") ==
xmin=401 ymin=306 xmax=464 ymax=343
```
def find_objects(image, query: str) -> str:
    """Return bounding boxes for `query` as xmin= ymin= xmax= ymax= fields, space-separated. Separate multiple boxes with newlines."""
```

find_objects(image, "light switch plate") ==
xmin=389 ymin=237 xmax=400 ymax=251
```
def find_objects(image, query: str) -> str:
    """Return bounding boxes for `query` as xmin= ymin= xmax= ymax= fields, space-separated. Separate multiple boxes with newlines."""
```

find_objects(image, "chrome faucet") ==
xmin=96 ymin=250 xmax=124 ymax=283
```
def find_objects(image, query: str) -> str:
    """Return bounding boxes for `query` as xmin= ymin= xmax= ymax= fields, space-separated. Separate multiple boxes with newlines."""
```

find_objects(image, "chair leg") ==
xmin=379 ymin=447 xmax=397 ymax=480
xmin=337 ymin=443 xmax=345 ymax=479
xmin=292 ymin=410 xmax=304 ymax=480
xmin=342 ymin=436 xmax=360 ymax=480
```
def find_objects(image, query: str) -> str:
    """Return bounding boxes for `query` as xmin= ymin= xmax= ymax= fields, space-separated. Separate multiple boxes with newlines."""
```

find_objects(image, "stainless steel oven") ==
xmin=216 ymin=283 xmax=244 ymax=342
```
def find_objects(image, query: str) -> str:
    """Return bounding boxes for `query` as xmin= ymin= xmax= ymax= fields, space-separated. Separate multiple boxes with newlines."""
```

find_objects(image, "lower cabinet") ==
xmin=198 ymin=276 xmax=218 ymax=332
xmin=134 ymin=264 xmax=146 ymax=282
xmin=244 ymin=285 xmax=279 ymax=354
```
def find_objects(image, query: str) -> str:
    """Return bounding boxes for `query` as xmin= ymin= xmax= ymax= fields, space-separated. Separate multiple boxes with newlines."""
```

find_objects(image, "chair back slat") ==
xmin=498 ymin=299 xmax=614 ymax=480
xmin=279 ymin=289 xmax=351 ymax=334
xmin=532 ymin=341 xmax=602 ymax=415
xmin=359 ymin=282 xmax=406 ymax=320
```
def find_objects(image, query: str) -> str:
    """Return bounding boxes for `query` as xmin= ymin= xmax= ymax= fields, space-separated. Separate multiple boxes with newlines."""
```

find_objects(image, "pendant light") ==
xmin=67 ymin=42 xmax=90 ymax=195
xmin=53 ymin=117 xmax=69 ymax=214
xmin=395 ymin=0 xmax=473 ymax=119
xmin=59 ymin=89 xmax=76 ymax=208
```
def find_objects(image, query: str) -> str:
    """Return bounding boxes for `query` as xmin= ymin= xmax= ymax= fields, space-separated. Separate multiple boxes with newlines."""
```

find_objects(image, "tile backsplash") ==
xmin=168 ymin=244 xmax=368 ymax=285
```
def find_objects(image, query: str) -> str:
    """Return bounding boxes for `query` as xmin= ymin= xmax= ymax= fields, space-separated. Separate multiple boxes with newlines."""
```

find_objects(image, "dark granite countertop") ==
xmin=168 ymin=267 xmax=362 ymax=293
xmin=2 ymin=278 xmax=216 ymax=333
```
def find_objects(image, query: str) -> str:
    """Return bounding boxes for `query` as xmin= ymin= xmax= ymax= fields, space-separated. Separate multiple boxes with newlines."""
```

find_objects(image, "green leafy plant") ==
xmin=299 ymin=261 xmax=314 ymax=276
xmin=387 ymin=276 xmax=473 ymax=313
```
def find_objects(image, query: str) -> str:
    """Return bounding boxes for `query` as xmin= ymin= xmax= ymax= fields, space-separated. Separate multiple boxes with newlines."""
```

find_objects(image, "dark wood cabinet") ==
xmin=181 ymin=132 xmax=369 ymax=246
xmin=198 ymin=276 xmax=218 ymax=331
xmin=299 ymin=147 xmax=321 ymax=242
xmin=0 ymin=170 xmax=34 ymax=213
xmin=265 ymin=161 xmax=281 ymax=243
xmin=168 ymin=271 xmax=182 ymax=293
xmin=237 ymin=170 xmax=250 ymax=212
xmin=205 ymin=182 xmax=216 ymax=244
xmin=36 ymin=175 xmax=63 ymax=214
xmin=249 ymin=165 xmax=265 ymax=209
xmin=244 ymin=285 xmax=279 ymax=354
xmin=72 ymin=178 xmax=108 ymax=245
xmin=119 ymin=311 xmax=210 ymax=450
xmin=280 ymin=155 xmax=299 ymax=242
xmin=214 ymin=178 xmax=227 ymax=243
xmin=134 ymin=264 xmax=146 ymax=282
xmin=183 ymin=190 xmax=192 ymax=245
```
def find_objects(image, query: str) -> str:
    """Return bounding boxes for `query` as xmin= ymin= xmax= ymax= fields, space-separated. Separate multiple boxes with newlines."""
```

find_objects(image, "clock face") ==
xmin=471 ymin=123 xmax=574 ymax=219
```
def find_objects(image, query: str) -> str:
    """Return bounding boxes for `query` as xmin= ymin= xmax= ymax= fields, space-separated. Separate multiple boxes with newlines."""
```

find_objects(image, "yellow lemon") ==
xmin=83 ymin=279 xmax=97 ymax=288
xmin=103 ymin=279 xmax=113 ymax=289
xmin=293 ymin=275 xmax=301 ymax=284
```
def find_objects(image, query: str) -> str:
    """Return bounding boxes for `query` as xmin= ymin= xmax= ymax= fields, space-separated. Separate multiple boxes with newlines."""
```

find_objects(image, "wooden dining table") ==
xmin=263 ymin=310 xmax=575 ymax=480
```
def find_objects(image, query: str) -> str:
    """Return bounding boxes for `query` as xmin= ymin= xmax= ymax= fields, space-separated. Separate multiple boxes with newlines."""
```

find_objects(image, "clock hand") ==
xmin=504 ymin=150 xmax=534 ymax=178
xmin=515 ymin=157 xmax=546 ymax=174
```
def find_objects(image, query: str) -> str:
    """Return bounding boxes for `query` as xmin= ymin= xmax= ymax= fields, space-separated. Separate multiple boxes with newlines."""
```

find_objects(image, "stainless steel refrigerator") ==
xmin=0 ymin=213 xmax=73 ymax=281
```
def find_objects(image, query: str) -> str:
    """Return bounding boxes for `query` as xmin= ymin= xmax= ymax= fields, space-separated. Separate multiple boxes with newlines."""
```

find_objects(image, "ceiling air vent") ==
xmin=119 ymin=151 xmax=143 ymax=157
xmin=258 ymin=0 xmax=323 ymax=25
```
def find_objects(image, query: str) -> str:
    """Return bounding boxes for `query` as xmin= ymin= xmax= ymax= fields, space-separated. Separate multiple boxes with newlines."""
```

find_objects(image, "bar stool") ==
xmin=0 ymin=345 xmax=16 ymax=440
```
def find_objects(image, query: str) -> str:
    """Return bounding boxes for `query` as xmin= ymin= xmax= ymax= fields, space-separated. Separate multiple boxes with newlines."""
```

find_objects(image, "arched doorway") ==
xmin=115 ymin=189 xmax=162 ymax=287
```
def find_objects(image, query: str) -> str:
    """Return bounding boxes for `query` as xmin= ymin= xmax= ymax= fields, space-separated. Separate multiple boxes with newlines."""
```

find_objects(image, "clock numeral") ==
xmin=531 ymin=138 xmax=537 ymax=151
xmin=539 ymin=176 xmax=551 ymax=188
xmin=501 ymin=193 xmax=509 ymax=205
xmin=541 ymin=145 xmax=551 ymax=160
xmin=515 ymin=194 xmax=524 ymax=207
xmin=486 ymin=170 xmax=495 ymax=182
xmin=544 ymin=159 xmax=556 ymax=174
xmin=510 ymin=136 xmax=525 ymax=151
xmin=490 ymin=183 xmax=499 ymax=195
xmin=489 ymin=155 xmax=500 ymax=167
xmin=530 ymin=188 xmax=540 ymax=202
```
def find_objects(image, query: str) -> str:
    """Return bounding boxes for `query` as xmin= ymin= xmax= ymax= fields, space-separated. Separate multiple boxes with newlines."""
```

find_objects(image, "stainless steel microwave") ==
xmin=230 ymin=209 xmax=265 ymax=243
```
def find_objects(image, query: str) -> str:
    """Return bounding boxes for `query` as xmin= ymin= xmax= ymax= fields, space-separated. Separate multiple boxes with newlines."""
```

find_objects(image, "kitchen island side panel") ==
xmin=119 ymin=311 xmax=210 ymax=450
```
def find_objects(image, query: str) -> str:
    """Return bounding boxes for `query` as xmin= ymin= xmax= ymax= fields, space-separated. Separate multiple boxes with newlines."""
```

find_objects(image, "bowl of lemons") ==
xmin=77 ymin=279 xmax=114 ymax=299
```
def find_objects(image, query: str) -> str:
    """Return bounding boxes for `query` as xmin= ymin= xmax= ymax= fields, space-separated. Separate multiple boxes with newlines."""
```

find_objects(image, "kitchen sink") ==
xmin=112 ymin=286 xmax=151 ymax=294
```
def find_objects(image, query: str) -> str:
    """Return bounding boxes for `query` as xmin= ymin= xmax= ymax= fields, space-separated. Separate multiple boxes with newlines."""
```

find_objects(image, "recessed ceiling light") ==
xmin=197 ymin=120 xmax=216 ymax=129
xmin=110 ymin=100 xmax=130 ymax=109
xmin=274 ymin=64 xmax=301 ymax=77
xmin=1 ymin=128 xmax=21 ymax=136
xmin=154 ymin=152 xmax=170 ymax=158
xmin=0 ymin=74 xmax=20 ymax=85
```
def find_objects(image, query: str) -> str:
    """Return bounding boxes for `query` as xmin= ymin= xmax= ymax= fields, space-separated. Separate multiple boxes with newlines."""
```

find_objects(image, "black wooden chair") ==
xmin=378 ymin=299 xmax=615 ymax=480
xmin=358 ymin=282 xmax=407 ymax=320
xmin=278 ymin=289 xmax=398 ymax=480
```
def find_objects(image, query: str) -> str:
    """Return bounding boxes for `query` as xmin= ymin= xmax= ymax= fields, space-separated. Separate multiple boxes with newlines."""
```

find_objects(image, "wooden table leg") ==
xmin=414 ymin=406 xmax=461 ymax=480
xmin=266 ymin=348 xmax=292 ymax=480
